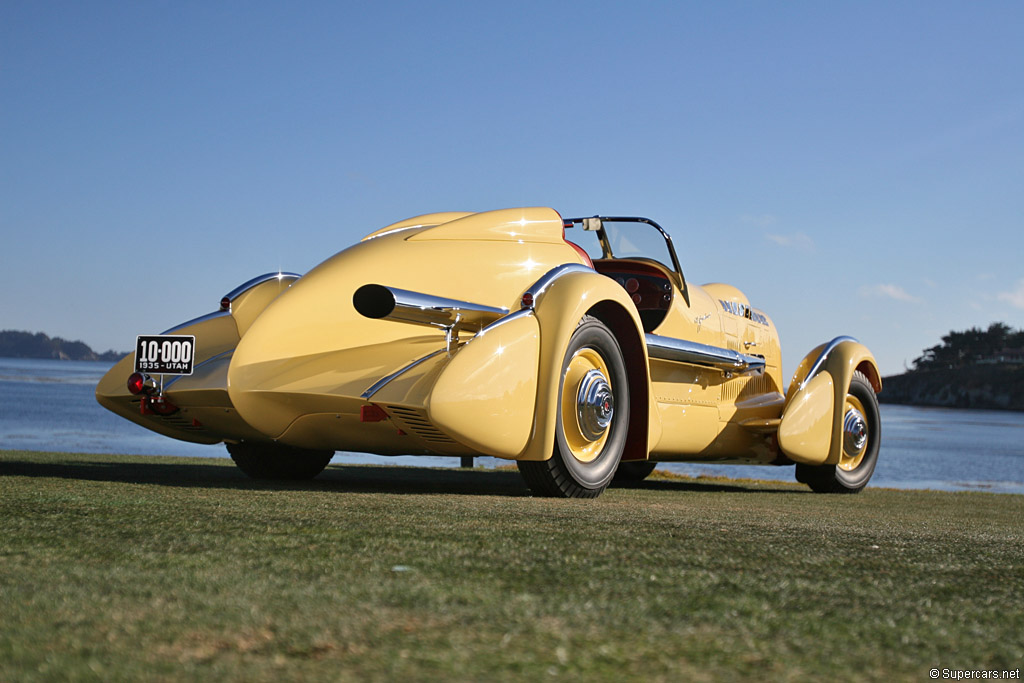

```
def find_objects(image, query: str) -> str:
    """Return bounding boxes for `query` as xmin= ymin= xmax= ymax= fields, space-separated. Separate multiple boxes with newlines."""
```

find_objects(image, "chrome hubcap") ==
xmin=843 ymin=408 xmax=868 ymax=455
xmin=576 ymin=369 xmax=614 ymax=441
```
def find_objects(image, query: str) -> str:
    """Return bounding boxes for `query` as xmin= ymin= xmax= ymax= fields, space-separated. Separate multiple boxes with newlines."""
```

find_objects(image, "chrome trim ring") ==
xmin=222 ymin=272 xmax=301 ymax=303
xmin=521 ymin=263 xmax=596 ymax=310
xmin=576 ymin=369 xmax=614 ymax=441
xmin=801 ymin=335 xmax=860 ymax=389
xmin=843 ymin=407 xmax=868 ymax=456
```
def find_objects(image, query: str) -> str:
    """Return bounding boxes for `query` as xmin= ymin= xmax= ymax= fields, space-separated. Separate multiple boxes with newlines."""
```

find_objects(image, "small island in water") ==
xmin=881 ymin=322 xmax=1024 ymax=411
xmin=0 ymin=330 xmax=126 ymax=362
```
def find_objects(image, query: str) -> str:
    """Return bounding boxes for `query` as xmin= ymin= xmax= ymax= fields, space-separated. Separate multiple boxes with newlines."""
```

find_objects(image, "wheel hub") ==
xmin=576 ymin=369 xmax=614 ymax=441
xmin=843 ymin=407 xmax=868 ymax=456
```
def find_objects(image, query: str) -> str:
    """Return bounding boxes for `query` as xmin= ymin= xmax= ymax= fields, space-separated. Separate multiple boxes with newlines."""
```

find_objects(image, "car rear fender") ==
xmin=95 ymin=310 xmax=243 ymax=445
xmin=96 ymin=272 xmax=301 ymax=444
xmin=219 ymin=272 xmax=301 ymax=337
xmin=519 ymin=269 xmax=656 ymax=462
xmin=778 ymin=338 xmax=882 ymax=466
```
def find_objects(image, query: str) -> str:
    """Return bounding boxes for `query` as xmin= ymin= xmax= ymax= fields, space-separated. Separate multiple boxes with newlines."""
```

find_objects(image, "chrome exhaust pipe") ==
xmin=645 ymin=333 xmax=765 ymax=375
xmin=353 ymin=284 xmax=509 ymax=332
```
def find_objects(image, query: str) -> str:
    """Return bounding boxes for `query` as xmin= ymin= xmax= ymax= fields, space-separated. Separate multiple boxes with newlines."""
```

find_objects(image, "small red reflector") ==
xmin=127 ymin=372 xmax=146 ymax=395
xmin=360 ymin=405 xmax=388 ymax=422
xmin=220 ymin=296 xmax=231 ymax=311
xmin=521 ymin=292 xmax=534 ymax=309
xmin=147 ymin=396 xmax=179 ymax=416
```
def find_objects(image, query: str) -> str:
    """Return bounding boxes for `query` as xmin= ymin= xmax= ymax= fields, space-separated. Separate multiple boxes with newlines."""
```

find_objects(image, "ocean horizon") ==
xmin=2 ymin=357 xmax=1022 ymax=495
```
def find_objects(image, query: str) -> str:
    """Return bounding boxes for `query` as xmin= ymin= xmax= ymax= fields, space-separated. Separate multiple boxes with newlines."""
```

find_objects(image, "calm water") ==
xmin=1 ymin=357 xmax=1022 ymax=494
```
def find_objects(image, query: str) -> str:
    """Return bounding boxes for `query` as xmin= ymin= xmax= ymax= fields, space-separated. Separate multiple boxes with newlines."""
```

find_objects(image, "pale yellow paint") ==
xmin=361 ymin=212 xmax=475 ymax=241
xmin=409 ymin=207 xmax=566 ymax=244
xmin=428 ymin=314 xmax=540 ymax=459
xmin=231 ymin=275 xmax=299 ymax=337
xmin=96 ymin=206 xmax=880 ymax=473
xmin=521 ymin=268 xmax=652 ymax=461
xmin=778 ymin=371 xmax=836 ymax=465
xmin=95 ymin=311 xmax=240 ymax=445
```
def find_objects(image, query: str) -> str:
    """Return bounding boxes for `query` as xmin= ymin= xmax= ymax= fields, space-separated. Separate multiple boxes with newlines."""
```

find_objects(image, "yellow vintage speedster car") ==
xmin=97 ymin=208 xmax=881 ymax=497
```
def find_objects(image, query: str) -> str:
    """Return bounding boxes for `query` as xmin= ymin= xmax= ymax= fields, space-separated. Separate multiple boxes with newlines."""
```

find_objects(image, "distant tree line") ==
xmin=0 ymin=330 xmax=124 ymax=361
xmin=913 ymin=322 xmax=1024 ymax=371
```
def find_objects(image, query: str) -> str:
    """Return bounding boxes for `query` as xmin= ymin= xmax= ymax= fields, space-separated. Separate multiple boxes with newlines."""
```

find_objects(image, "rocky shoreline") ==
xmin=0 ymin=330 xmax=124 ymax=362
xmin=880 ymin=364 xmax=1024 ymax=411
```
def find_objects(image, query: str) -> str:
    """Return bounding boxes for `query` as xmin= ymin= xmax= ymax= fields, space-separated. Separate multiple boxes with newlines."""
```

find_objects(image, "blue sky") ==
xmin=2 ymin=1 xmax=1022 ymax=377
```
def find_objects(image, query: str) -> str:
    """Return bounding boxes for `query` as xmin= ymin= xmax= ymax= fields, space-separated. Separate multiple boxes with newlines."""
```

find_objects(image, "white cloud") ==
xmin=765 ymin=232 xmax=814 ymax=251
xmin=997 ymin=280 xmax=1024 ymax=309
xmin=860 ymin=284 xmax=922 ymax=304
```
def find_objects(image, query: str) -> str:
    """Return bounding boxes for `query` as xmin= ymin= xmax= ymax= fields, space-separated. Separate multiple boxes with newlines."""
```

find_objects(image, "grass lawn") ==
xmin=1 ymin=450 xmax=1022 ymax=682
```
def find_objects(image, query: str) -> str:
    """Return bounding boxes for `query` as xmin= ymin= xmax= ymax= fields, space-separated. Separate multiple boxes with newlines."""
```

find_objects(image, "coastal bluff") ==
xmin=0 ymin=330 xmax=124 ymax=362
xmin=881 ymin=364 xmax=1024 ymax=411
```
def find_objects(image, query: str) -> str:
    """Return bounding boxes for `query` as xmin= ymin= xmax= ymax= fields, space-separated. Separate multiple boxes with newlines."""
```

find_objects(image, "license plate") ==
xmin=134 ymin=335 xmax=196 ymax=375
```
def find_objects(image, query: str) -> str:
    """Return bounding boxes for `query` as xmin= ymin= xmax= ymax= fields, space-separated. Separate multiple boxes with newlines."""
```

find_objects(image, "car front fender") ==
xmin=779 ymin=338 xmax=882 ymax=466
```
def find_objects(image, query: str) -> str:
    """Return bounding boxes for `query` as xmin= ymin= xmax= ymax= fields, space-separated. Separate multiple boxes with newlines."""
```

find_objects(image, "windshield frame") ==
xmin=563 ymin=215 xmax=688 ymax=300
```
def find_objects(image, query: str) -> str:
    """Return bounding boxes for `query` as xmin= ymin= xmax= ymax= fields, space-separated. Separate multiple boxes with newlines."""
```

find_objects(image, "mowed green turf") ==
xmin=1 ymin=451 xmax=1021 ymax=682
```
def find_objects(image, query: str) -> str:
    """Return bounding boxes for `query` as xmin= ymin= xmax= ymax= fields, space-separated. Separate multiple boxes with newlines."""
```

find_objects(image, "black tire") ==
xmin=518 ymin=316 xmax=629 ymax=498
xmin=227 ymin=441 xmax=334 ymax=480
xmin=612 ymin=460 xmax=658 ymax=483
xmin=795 ymin=370 xmax=880 ymax=493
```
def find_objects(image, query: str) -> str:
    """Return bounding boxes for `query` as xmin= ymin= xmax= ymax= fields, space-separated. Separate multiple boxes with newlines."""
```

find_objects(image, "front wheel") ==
xmin=227 ymin=442 xmax=334 ymax=480
xmin=795 ymin=370 xmax=880 ymax=493
xmin=518 ymin=316 xmax=629 ymax=498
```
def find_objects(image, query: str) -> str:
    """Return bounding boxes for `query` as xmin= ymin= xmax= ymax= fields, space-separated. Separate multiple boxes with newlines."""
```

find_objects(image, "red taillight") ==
xmin=220 ymin=296 xmax=231 ymax=311
xmin=127 ymin=372 xmax=147 ymax=395
xmin=521 ymin=292 xmax=534 ymax=309
xmin=360 ymin=404 xmax=389 ymax=423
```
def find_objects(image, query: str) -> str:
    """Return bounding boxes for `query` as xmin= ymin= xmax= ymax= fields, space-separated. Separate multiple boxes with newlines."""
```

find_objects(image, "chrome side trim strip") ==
xmin=222 ymin=272 xmax=301 ymax=303
xmin=360 ymin=349 xmax=448 ymax=400
xmin=521 ymin=263 xmax=596 ymax=309
xmin=161 ymin=350 xmax=234 ymax=391
xmin=801 ymin=335 xmax=859 ymax=388
xmin=645 ymin=333 xmax=765 ymax=375
xmin=163 ymin=273 xmax=300 ymax=333
xmin=476 ymin=308 xmax=535 ymax=336
xmin=161 ymin=310 xmax=232 ymax=335
xmin=359 ymin=308 xmax=534 ymax=400
xmin=363 ymin=224 xmax=433 ymax=241
xmin=194 ymin=349 xmax=234 ymax=371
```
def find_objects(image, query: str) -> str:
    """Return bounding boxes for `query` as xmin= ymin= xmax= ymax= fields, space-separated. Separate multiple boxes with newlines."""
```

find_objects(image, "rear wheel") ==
xmin=518 ymin=316 xmax=629 ymax=498
xmin=227 ymin=442 xmax=334 ymax=480
xmin=795 ymin=370 xmax=880 ymax=493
